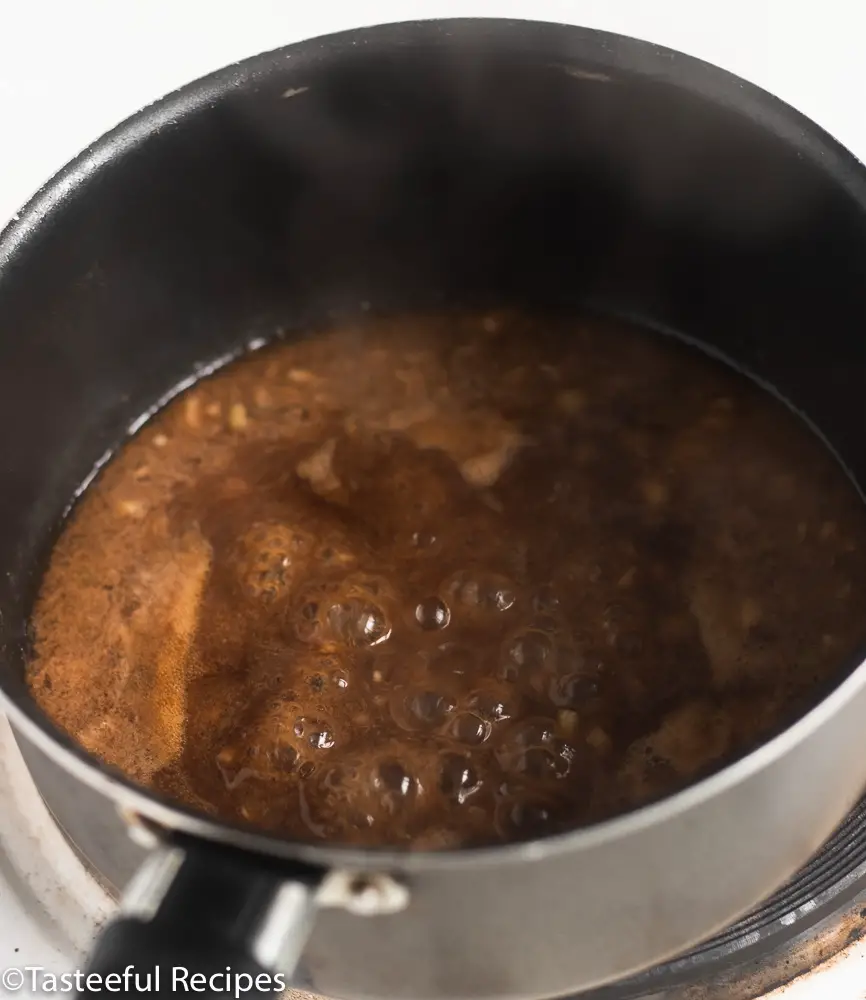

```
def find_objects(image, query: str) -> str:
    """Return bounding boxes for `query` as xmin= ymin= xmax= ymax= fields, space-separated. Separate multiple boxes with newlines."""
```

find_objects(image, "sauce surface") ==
xmin=28 ymin=312 xmax=866 ymax=848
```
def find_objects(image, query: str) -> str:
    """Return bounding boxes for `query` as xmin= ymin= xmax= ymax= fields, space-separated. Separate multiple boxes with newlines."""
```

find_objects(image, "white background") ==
xmin=2 ymin=2 xmax=866 ymax=999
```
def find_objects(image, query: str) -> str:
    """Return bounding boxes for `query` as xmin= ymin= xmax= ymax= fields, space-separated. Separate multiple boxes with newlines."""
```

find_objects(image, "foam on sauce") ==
xmin=28 ymin=311 xmax=866 ymax=848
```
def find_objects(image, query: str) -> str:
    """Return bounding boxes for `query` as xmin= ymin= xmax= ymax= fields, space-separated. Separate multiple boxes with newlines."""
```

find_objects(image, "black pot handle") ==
xmin=77 ymin=837 xmax=323 ymax=999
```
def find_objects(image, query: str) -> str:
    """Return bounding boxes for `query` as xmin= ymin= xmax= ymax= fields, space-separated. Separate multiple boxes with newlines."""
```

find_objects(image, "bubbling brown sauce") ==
xmin=28 ymin=312 xmax=866 ymax=848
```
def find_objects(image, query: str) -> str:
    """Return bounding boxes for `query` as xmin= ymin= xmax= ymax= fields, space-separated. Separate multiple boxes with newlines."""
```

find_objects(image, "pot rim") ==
xmin=3 ymin=16 xmax=866 ymax=874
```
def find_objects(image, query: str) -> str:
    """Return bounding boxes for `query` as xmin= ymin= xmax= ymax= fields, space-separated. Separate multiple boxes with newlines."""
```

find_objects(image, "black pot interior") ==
xmin=3 ymin=18 xmax=866 ymax=759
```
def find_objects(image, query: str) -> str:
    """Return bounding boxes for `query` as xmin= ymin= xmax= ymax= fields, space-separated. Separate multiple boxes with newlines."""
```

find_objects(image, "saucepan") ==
xmin=2 ymin=17 xmax=866 ymax=1000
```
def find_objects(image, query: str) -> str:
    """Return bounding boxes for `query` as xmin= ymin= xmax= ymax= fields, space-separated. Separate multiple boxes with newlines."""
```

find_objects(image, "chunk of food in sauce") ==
xmin=28 ymin=311 xmax=866 ymax=848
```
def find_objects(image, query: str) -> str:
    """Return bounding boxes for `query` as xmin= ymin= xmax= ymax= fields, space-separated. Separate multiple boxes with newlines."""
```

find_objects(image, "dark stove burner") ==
xmin=14 ymin=734 xmax=866 ymax=998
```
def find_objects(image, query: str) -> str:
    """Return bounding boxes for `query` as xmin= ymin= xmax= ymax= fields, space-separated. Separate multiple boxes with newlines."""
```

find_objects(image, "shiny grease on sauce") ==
xmin=29 ymin=312 xmax=866 ymax=848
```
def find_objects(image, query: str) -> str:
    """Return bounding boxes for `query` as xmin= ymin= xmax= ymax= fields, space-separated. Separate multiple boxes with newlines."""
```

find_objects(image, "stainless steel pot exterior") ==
xmin=306 ymin=678 xmax=866 ymax=1000
xmin=4 ymin=19 xmax=866 ymax=1000
xmin=10 ymin=669 xmax=866 ymax=999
